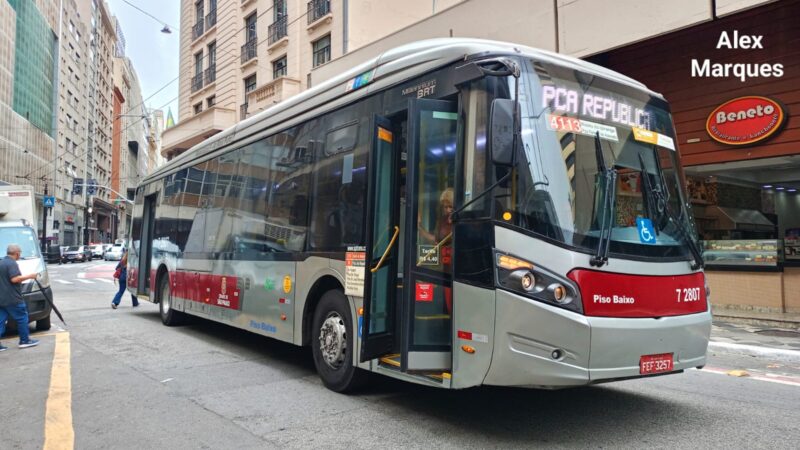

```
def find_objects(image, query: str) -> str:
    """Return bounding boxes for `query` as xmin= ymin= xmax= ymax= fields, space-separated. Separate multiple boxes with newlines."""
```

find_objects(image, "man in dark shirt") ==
xmin=0 ymin=244 xmax=40 ymax=351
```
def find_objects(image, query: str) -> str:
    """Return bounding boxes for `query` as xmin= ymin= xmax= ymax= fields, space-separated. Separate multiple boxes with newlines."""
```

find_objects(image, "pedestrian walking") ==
xmin=0 ymin=244 xmax=41 ymax=351
xmin=112 ymin=252 xmax=139 ymax=309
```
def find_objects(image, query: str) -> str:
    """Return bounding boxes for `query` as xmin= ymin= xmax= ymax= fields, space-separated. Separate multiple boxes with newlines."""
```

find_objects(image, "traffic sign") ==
xmin=43 ymin=196 xmax=56 ymax=208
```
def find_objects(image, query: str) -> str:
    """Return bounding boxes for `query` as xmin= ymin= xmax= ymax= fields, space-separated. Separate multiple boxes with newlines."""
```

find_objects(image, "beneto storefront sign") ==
xmin=706 ymin=96 xmax=786 ymax=145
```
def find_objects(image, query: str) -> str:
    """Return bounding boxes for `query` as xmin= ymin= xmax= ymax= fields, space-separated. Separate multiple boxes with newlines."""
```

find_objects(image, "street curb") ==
xmin=712 ymin=315 xmax=800 ymax=331
xmin=708 ymin=341 xmax=800 ymax=363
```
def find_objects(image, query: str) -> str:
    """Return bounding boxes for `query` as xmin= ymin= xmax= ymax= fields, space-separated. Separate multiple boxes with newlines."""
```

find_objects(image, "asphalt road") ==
xmin=1 ymin=260 xmax=799 ymax=449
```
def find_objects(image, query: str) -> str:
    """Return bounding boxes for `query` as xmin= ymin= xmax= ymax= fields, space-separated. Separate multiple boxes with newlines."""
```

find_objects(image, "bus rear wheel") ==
xmin=159 ymin=275 xmax=184 ymax=326
xmin=311 ymin=290 xmax=366 ymax=393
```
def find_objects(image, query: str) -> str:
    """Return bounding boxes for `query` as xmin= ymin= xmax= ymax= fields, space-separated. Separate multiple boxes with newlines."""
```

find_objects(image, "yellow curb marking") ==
xmin=43 ymin=332 xmax=74 ymax=450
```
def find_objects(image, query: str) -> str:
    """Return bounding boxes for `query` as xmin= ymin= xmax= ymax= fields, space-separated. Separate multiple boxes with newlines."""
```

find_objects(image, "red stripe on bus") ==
xmin=164 ymin=270 xmax=241 ymax=310
xmin=568 ymin=269 xmax=707 ymax=318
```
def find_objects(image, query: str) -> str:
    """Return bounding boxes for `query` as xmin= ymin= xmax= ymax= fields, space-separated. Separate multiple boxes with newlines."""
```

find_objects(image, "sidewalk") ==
xmin=712 ymin=306 xmax=800 ymax=330
xmin=710 ymin=319 xmax=800 ymax=363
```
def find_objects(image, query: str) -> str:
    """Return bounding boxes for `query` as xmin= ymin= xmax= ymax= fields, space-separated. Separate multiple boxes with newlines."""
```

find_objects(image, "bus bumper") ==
xmin=483 ymin=290 xmax=711 ymax=388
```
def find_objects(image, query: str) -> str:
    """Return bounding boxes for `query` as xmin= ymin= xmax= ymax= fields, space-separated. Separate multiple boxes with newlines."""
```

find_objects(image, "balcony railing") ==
xmin=268 ymin=16 xmax=288 ymax=45
xmin=204 ymin=64 xmax=216 ymax=85
xmin=192 ymin=20 xmax=204 ymax=40
xmin=307 ymin=0 xmax=330 ymax=24
xmin=206 ymin=9 xmax=217 ymax=29
xmin=240 ymin=38 xmax=257 ymax=63
xmin=240 ymin=103 xmax=248 ymax=120
xmin=191 ymin=73 xmax=203 ymax=92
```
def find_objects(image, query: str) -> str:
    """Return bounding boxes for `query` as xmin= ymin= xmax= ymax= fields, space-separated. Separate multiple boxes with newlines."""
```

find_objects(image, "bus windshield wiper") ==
xmin=638 ymin=152 xmax=704 ymax=270
xmin=590 ymin=132 xmax=616 ymax=267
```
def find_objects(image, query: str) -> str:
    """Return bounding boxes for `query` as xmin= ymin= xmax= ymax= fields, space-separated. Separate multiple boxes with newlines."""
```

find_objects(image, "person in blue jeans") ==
xmin=0 ymin=244 xmax=40 ymax=351
xmin=112 ymin=252 xmax=139 ymax=309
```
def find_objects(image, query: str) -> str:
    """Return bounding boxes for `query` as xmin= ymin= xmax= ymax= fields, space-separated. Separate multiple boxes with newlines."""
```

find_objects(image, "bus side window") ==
xmin=310 ymin=132 xmax=368 ymax=251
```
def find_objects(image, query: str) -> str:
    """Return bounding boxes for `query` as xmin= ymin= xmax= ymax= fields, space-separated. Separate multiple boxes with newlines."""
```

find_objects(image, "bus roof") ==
xmin=147 ymin=38 xmax=660 ymax=183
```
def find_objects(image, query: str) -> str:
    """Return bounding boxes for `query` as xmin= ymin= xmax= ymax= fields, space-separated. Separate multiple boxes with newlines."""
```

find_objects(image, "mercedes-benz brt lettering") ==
xmin=127 ymin=39 xmax=711 ymax=392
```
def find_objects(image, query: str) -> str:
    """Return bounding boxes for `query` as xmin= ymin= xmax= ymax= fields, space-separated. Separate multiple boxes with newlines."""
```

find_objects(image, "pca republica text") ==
xmin=691 ymin=30 xmax=783 ymax=82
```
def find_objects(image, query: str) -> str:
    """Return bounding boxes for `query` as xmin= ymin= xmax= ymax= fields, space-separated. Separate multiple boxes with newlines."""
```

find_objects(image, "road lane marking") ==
xmin=96 ymin=278 xmax=113 ymax=283
xmin=698 ymin=367 xmax=800 ymax=387
xmin=43 ymin=332 xmax=74 ymax=450
xmin=55 ymin=280 xmax=73 ymax=285
xmin=77 ymin=279 xmax=94 ymax=284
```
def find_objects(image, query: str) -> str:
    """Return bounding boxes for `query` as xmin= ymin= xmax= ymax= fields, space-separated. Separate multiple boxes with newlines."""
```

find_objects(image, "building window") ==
xmin=195 ymin=0 xmax=204 ymax=24
xmin=208 ymin=41 xmax=216 ymax=66
xmin=272 ymin=56 xmax=287 ymax=79
xmin=274 ymin=0 xmax=286 ymax=21
xmin=206 ymin=42 xmax=217 ymax=84
xmin=312 ymin=35 xmax=331 ymax=67
xmin=245 ymin=12 xmax=257 ymax=42
xmin=207 ymin=96 xmax=216 ymax=108
xmin=194 ymin=103 xmax=203 ymax=115
xmin=193 ymin=52 xmax=204 ymax=92
xmin=194 ymin=51 xmax=203 ymax=75
xmin=244 ymin=74 xmax=257 ymax=94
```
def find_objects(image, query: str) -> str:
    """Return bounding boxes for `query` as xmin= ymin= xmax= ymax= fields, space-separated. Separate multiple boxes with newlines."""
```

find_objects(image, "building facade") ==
xmin=308 ymin=0 xmax=797 ymax=315
xmin=161 ymin=0 xmax=462 ymax=159
xmin=0 ymin=0 xmax=58 ymax=246
xmin=587 ymin=0 xmax=800 ymax=315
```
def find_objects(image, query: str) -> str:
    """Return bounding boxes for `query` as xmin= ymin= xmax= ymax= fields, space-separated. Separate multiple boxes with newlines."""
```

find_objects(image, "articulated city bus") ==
xmin=128 ymin=39 xmax=711 ymax=392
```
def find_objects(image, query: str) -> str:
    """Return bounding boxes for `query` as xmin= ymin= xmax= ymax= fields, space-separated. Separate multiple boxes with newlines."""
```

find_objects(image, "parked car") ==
xmin=104 ymin=244 xmax=125 ymax=261
xmin=62 ymin=245 xmax=91 ymax=263
xmin=89 ymin=244 xmax=106 ymax=259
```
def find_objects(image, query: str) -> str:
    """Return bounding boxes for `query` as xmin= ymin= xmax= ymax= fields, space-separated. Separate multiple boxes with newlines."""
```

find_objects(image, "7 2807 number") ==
xmin=676 ymin=287 xmax=701 ymax=302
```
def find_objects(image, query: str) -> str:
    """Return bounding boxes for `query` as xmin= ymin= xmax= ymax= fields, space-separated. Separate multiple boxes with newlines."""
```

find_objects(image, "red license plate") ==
xmin=639 ymin=353 xmax=674 ymax=375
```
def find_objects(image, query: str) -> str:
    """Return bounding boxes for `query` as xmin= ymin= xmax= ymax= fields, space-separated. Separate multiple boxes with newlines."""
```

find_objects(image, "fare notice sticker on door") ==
xmin=415 ymin=282 xmax=434 ymax=302
xmin=345 ymin=246 xmax=366 ymax=298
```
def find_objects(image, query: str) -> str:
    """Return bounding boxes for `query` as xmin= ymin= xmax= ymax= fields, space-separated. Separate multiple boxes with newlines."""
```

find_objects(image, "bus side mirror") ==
xmin=489 ymin=98 xmax=515 ymax=166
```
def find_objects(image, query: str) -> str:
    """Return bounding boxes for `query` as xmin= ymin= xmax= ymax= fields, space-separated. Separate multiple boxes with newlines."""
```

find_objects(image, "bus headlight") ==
xmin=509 ymin=270 xmax=536 ymax=292
xmin=495 ymin=251 xmax=582 ymax=313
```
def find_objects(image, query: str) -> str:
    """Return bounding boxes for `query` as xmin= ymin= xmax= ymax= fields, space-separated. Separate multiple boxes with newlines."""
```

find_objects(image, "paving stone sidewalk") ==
xmin=712 ymin=320 xmax=800 ymax=352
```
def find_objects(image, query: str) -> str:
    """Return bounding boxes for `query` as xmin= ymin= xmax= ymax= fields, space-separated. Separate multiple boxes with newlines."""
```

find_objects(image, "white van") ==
xmin=0 ymin=185 xmax=54 ymax=331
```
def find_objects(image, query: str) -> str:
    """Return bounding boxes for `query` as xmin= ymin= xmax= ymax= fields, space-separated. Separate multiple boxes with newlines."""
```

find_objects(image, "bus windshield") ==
xmin=499 ymin=59 xmax=695 ymax=260
xmin=0 ymin=226 xmax=40 ymax=259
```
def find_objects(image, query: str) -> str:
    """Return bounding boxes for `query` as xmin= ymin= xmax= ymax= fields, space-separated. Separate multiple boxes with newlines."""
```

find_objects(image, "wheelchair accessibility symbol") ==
xmin=636 ymin=218 xmax=656 ymax=245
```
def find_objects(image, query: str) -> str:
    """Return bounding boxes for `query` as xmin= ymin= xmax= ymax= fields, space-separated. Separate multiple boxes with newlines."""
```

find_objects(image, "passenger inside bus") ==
xmin=418 ymin=188 xmax=454 ymax=314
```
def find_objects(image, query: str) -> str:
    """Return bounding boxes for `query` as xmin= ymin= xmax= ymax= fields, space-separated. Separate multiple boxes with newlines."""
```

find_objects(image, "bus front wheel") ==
xmin=311 ymin=290 xmax=366 ymax=393
xmin=159 ymin=275 xmax=185 ymax=326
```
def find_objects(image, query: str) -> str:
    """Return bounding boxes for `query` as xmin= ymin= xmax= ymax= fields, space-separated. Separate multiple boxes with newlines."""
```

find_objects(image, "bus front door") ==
xmin=361 ymin=99 xmax=458 ymax=374
xmin=361 ymin=116 xmax=400 ymax=362
xmin=401 ymin=98 xmax=458 ymax=372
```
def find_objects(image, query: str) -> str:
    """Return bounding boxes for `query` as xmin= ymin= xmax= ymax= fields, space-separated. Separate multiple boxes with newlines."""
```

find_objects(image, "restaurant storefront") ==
xmin=588 ymin=0 xmax=800 ymax=314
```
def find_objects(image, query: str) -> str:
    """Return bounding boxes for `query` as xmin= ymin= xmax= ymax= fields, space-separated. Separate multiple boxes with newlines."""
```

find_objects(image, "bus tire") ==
xmin=158 ymin=275 xmax=184 ymax=326
xmin=36 ymin=316 xmax=51 ymax=331
xmin=311 ymin=290 xmax=366 ymax=393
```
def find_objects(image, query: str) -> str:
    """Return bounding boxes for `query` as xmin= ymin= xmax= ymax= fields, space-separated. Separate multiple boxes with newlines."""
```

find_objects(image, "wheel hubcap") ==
xmin=161 ymin=283 xmax=170 ymax=316
xmin=318 ymin=312 xmax=347 ymax=369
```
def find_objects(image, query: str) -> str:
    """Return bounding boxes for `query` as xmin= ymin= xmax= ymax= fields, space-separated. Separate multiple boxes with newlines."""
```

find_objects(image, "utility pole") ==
xmin=41 ymin=181 xmax=48 ymax=251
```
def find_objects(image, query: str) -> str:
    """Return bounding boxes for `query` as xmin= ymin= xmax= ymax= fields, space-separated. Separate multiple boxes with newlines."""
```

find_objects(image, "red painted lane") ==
xmin=568 ymin=269 xmax=707 ymax=318
xmin=80 ymin=264 xmax=117 ymax=279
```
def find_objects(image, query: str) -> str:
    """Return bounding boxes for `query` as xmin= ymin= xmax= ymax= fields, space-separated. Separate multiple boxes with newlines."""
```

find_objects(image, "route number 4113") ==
xmin=676 ymin=287 xmax=701 ymax=302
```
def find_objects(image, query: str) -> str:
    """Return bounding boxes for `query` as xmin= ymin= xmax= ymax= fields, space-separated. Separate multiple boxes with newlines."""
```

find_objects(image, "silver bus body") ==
xmin=128 ymin=39 xmax=711 ymax=391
